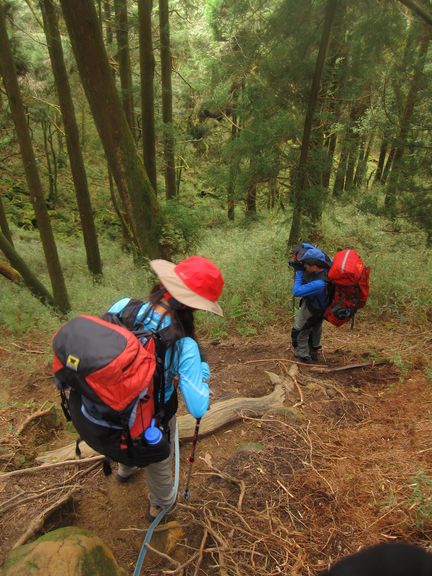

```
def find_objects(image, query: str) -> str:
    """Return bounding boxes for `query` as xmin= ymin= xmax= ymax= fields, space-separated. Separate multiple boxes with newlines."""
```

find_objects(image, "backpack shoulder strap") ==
xmin=102 ymin=298 xmax=145 ymax=331
xmin=118 ymin=298 xmax=146 ymax=330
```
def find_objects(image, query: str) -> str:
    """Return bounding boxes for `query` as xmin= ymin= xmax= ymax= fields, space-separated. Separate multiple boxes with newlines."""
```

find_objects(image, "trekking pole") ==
xmin=182 ymin=417 xmax=201 ymax=502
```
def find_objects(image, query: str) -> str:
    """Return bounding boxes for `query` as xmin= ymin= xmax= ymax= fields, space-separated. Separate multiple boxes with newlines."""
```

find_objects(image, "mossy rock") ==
xmin=1 ymin=527 xmax=126 ymax=576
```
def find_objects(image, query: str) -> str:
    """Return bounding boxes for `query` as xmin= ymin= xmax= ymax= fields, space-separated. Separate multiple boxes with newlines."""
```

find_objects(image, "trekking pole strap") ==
xmin=133 ymin=424 xmax=180 ymax=576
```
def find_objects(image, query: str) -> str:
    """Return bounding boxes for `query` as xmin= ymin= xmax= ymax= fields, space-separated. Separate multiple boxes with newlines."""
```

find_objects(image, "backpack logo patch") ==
xmin=66 ymin=354 xmax=80 ymax=371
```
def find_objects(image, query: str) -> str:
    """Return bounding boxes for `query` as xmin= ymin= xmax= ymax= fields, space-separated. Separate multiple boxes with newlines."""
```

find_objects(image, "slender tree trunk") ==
xmin=0 ymin=4 xmax=70 ymax=312
xmin=227 ymin=108 xmax=240 ymax=221
xmin=344 ymin=139 xmax=358 ymax=191
xmin=267 ymin=178 xmax=278 ymax=210
xmin=114 ymin=0 xmax=135 ymax=134
xmin=374 ymin=138 xmax=388 ymax=184
xmin=59 ymin=0 xmax=163 ymax=259
xmin=245 ymin=176 xmax=257 ymax=216
xmin=354 ymin=132 xmax=374 ymax=189
xmin=381 ymin=144 xmax=396 ymax=184
xmin=40 ymin=0 xmax=103 ymax=277
xmin=0 ymin=231 xmax=55 ymax=307
xmin=322 ymin=132 xmax=337 ymax=190
xmin=41 ymin=116 xmax=58 ymax=206
xmin=288 ymin=0 xmax=338 ymax=246
xmin=332 ymin=141 xmax=348 ymax=197
xmin=0 ymin=191 xmax=13 ymax=246
xmin=139 ymin=0 xmax=157 ymax=192
xmin=103 ymin=0 xmax=113 ymax=44
xmin=385 ymin=23 xmax=431 ymax=212
xmin=159 ymin=0 xmax=176 ymax=199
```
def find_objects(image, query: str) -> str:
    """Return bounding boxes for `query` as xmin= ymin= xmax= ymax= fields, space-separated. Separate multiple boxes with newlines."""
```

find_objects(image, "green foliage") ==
xmin=0 ymin=231 xmax=153 ymax=333
xmin=408 ymin=470 xmax=432 ymax=528
xmin=160 ymin=198 xmax=205 ymax=256
xmin=197 ymin=213 xmax=290 ymax=338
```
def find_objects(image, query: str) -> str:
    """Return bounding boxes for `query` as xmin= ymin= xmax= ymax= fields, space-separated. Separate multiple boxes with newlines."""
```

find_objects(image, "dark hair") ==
xmin=148 ymin=284 xmax=205 ymax=361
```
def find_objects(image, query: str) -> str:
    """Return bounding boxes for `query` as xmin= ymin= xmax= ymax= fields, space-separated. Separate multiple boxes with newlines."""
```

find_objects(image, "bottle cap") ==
xmin=144 ymin=418 xmax=162 ymax=445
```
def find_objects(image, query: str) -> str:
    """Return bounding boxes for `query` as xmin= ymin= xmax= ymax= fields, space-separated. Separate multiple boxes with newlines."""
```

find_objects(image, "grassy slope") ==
xmin=1 ymin=205 xmax=431 ymax=338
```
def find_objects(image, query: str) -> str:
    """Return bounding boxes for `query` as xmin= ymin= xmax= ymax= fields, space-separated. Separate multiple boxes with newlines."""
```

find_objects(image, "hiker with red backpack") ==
xmin=289 ymin=243 xmax=371 ymax=363
xmin=52 ymin=256 xmax=224 ymax=521
xmin=289 ymin=243 xmax=332 ymax=363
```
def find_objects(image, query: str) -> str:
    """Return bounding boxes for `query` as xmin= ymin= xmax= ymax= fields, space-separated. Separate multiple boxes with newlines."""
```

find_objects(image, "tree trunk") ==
xmin=385 ymin=23 xmax=431 ymax=212
xmin=138 ymin=0 xmax=157 ymax=192
xmin=288 ymin=0 xmax=338 ymax=246
xmin=0 ymin=190 xmax=13 ymax=246
xmin=59 ymin=0 xmax=163 ymax=259
xmin=0 ymin=4 xmax=70 ymax=312
xmin=332 ymin=137 xmax=348 ymax=196
xmin=322 ymin=131 xmax=337 ymax=190
xmin=227 ymin=111 xmax=240 ymax=221
xmin=159 ymin=0 xmax=176 ymax=199
xmin=103 ymin=0 xmax=113 ymax=45
xmin=40 ymin=0 xmax=103 ymax=277
xmin=114 ymin=0 xmax=135 ymax=135
xmin=0 ymin=232 xmax=54 ymax=307
xmin=374 ymin=138 xmax=388 ymax=184
xmin=245 ymin=176 xmax=257 ymax=216
xmin=354 ymin=132 xmax=374 ymax=189
xmin=344 ymin=137 xmax=358 ymax=191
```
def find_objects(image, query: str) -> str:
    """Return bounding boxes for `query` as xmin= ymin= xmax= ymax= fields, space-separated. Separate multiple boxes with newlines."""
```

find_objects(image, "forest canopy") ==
xmin=0 ymin=0 xmax=431 ymax=321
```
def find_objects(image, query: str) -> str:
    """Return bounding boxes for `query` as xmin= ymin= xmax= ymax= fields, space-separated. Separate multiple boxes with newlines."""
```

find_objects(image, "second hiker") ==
xmin=289 ymin=243 xmax=332 ymax=363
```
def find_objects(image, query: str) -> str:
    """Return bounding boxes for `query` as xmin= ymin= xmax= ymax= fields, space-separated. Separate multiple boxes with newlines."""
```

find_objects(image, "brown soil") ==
xmin=0 ymin=318 xmax=431 ymax=575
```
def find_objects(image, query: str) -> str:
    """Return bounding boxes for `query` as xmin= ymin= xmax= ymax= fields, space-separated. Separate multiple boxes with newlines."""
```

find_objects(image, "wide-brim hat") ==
xmin=150 ymin=256 xmax=224 ymax=316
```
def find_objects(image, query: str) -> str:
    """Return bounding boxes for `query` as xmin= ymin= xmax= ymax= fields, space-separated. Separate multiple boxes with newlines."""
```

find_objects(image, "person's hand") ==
xmin=288 ymin=259 xmax=304 ymax=271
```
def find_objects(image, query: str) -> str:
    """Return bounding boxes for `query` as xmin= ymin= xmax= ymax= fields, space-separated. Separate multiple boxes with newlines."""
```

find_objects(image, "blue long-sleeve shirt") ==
xmin=108 ymin=298 xmax=210 ymax=419
xmin=292 ymin=270 xmax=329 ymax=311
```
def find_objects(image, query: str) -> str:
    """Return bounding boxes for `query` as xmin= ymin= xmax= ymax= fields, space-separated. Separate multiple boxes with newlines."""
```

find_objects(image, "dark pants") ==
xmin=291 ymin=301 xmax=323 ymax=358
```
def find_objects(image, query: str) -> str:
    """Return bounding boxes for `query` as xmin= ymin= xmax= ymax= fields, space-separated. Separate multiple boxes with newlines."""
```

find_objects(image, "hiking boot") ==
xmin=148 ymin=502 xmax=176 ymax=522
xmin=310 ymin=346 xmax=322 ymax=361
xmin=294 ymin=355 xmax=312 ymax=364
xmin=116 ymin=464 xmax=139 ymax=483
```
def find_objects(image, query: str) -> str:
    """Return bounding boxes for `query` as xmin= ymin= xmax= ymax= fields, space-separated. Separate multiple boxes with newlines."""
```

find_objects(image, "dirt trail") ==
xmin=0 ymin=319 xmax=431 ymax=574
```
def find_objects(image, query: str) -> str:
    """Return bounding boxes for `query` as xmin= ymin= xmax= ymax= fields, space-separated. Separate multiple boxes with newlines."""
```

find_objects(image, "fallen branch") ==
xmin=36 ymin=383 xmax=287 ymax=464
xmin=0 ymin=262 xmax=21 ymax=283
xmin=144 ymin=542 xmax=181 ymax=569
xmin=12 ymin=488 xmax=78 ymax=548
xmin=309 ymin=359 xmax=390 ymax=373
xmin=16 ymin=404 xmax=53 ymax=436
xmin=0 ymin=455 xmax=104 ymax=479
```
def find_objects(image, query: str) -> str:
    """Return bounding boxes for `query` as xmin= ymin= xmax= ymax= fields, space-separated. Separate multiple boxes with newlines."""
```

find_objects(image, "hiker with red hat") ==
xmin=106 ymin=256 xmax=223 ymax=519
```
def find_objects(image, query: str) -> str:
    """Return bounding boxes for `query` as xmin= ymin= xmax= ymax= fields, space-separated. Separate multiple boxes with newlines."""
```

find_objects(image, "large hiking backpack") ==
xmin=324 ymin=249 xmax=370 ymax=327
xmin=52 ymin=300 xmax=176 ymax=467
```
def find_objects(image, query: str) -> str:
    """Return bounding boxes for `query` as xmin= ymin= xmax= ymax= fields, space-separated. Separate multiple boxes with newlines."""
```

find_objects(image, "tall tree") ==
xmin=139 ymin=0 xmax=157 ymax=192
xmin=384 ymin=22 xmax=431 ymax=212
xmin=59 ymin=0 xmax=164 ymax=258
xmin=114 ymin=0 xmax=135 ymax=133
xmin=288 ymin=0 xmax=338 ymax=245
xmin=159 ymin=0 xmax=176 ymax=198
xmin=40 ymin=0 xmax=103 ymax=277
xmin=0 ymin=231 xmax=54 ymax=308
xmin=0 ymin=190 xmax=13 ymax=246
xmin=0 ymin=2 xmax=70 ymax=312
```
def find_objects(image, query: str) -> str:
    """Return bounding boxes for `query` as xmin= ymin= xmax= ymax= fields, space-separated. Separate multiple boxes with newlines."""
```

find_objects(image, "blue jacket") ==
xmin=292 ymin=245 xmax=331 ymax=311
xmin=108 ymin=298 xmax=210 ymax=419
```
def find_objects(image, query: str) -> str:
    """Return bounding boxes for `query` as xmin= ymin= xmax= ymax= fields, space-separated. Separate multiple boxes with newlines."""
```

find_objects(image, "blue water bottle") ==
xmin=144 ymin=418 xmax=163 ymax=445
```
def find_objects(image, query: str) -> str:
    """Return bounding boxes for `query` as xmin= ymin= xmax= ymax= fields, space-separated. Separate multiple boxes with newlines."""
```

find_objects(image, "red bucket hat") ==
xmin=150 ymin=256 xmax=224 ymax=316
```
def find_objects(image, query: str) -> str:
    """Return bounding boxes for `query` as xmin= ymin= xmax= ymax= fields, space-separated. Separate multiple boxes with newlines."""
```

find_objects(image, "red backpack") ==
xmin=52 ymin=301 xmax=175 ymax=467
xmin=324 ymin=249 xmax=370 ymax=327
